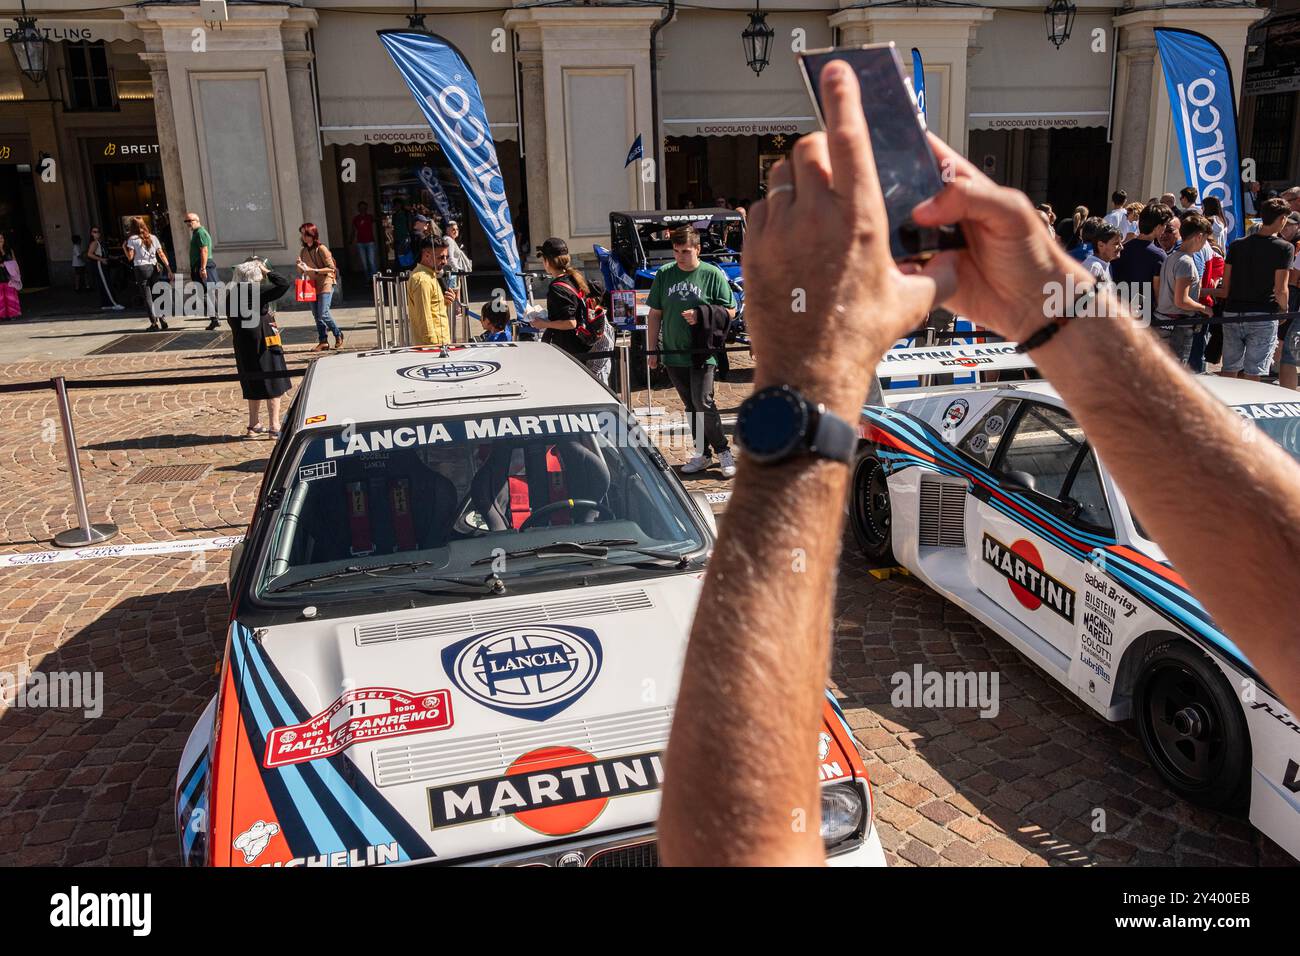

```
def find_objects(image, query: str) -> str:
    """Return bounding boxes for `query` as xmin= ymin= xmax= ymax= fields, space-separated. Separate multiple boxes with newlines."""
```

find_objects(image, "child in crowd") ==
xmin=478 ymin=298 xmax=513 ymax=342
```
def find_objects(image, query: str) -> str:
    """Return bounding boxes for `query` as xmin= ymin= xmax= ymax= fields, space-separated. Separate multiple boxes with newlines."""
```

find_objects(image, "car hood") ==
xmin=221 ymin=574 xmax=706 ymax=866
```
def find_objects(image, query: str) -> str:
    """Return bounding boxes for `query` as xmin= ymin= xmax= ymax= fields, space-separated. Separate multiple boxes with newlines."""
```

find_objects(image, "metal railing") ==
xmin=373 ymin=272 xmax=411 ymax=349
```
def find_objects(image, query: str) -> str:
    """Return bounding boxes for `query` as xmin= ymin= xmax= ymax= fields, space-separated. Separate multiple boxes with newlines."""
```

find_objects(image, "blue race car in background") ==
xmin=597 ymin=209 xmax=746 ymax=386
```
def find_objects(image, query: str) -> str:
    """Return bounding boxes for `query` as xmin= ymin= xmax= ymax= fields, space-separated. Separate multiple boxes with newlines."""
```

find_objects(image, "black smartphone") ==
xmin=798 ymin=43 xmax=963 ymax=261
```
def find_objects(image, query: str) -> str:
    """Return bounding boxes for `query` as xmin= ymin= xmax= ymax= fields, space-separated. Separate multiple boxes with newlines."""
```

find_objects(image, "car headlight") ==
xmin=820 ymin=783 xmax=865 ymax=846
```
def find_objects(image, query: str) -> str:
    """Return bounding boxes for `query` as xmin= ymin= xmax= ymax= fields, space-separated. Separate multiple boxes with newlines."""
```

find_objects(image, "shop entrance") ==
xmin=0 ymin=163 xmax=49 ymax=288
xmin=664 ymin=133 xmax=804 ymax=209
xmin=87 ymin=138 xmax=170 ymax=261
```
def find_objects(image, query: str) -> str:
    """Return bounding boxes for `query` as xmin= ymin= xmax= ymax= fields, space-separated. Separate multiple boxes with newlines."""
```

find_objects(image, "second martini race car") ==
xmin=851 ymin=350 xmax=1300 ymax=860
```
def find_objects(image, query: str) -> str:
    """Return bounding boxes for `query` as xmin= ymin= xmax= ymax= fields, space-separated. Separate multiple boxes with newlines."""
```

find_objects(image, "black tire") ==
xmin=1133 ymin=640 xmax=1250 ymax=810
xmin=849 ymin=450 xmax=895 ymax=564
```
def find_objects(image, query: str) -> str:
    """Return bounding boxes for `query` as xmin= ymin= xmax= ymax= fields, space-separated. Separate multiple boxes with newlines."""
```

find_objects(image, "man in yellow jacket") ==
xmin=406 ymin=236 xmax=455 ymax=346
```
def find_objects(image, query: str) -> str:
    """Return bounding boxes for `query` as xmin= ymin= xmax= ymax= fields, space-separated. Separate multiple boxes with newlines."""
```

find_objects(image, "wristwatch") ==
xmin=735 ymin=385 xmax=857 ymax=466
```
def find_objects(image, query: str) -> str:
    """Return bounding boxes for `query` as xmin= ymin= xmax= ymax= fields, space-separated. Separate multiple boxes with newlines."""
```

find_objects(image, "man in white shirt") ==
xmin=1103 ymin=189 xmax=1133 ymax=238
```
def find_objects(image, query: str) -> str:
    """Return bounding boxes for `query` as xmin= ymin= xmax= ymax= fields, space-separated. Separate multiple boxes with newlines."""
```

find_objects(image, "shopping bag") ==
xmin=294 ymin=277 xmax=316 ymax=303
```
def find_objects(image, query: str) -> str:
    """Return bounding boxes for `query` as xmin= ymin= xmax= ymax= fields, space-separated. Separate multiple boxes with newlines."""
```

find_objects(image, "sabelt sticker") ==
xmin=440 ymin=625 xmax=602 ymax=722
xmin=942 ymin=399 xmax=970 ymax=429
xmin=298 ymin=460 xmax=337 ymax=483
xmin=982 ymin=533 xmax=1076 ymax=622
xmin=397 ymin=360 xmax=501 ymax=383
xmin=263 ymin=687 xmax=453 ymax=768
xmin=427 ymin=746 xmax=663 ymax=835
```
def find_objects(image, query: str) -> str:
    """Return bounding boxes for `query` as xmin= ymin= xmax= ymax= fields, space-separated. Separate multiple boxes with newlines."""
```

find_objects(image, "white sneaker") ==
xmin=719 ymin=450 xmax=737 ymax=478
xmin=681 ymin=454 xmax=713 ymax=475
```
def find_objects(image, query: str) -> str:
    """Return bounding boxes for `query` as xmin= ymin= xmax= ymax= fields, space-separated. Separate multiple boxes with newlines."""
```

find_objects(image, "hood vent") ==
xmin=918 ymin=475 xmax=968 ymax=548
xmin=374 ymin=705 xmax=673 ymax=788
xmin=354 ymin=589 xmax=654 ymax=646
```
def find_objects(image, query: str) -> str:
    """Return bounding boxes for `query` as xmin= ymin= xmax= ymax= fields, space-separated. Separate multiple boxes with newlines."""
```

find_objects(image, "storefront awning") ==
xmin=659 ymin=10 xmax=830 ymax=139
xmin=966 ymin=9 xmax=1113 ymax=131
xmin=314 ymin=11 xmax=518 ymax=144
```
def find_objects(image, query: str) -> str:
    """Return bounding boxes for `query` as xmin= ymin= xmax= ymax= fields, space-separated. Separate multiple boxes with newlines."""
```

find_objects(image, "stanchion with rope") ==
xmin=616 ymin=335 xmax=632 ymax=408
xmin=50 ymin=375 xmax=118 ymax=548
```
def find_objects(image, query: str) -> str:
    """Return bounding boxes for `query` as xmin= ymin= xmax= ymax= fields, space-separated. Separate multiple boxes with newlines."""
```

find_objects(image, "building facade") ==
xmin=0 ymin=0 xmax=1268 ymax=289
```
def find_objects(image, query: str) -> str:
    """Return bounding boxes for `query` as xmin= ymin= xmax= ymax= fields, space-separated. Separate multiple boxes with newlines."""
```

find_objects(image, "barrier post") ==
xmin=373 ymin=273 xmax=387 ymax=349
xmin=616 ymin=336 xmax=632 ymax=408
xmin=51 ymin=376 xmax=118 ymax=548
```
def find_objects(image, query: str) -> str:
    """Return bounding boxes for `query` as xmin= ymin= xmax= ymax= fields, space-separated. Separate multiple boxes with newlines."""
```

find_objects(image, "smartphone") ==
xmin=798 ymin=43 xmax=963 ymax=261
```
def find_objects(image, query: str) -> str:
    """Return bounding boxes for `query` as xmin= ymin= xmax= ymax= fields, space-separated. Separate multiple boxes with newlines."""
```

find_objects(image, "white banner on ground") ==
xmin=0 ymin=535 xmax=245 ymax=569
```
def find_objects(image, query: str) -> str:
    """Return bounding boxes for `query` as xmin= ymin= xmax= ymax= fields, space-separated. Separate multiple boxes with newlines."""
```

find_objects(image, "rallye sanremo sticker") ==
xmin=263 ymin=687 xmax=453 ymax=769
xmin=441 ymin=625 xmax=602 ymax=722
xmin=427 ymin=746 xmax=662 ymax=834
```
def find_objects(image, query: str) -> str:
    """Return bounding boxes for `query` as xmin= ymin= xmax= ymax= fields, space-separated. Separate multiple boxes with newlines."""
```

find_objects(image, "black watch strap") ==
xmin=809 ymin=405 xmax=857 ymax=464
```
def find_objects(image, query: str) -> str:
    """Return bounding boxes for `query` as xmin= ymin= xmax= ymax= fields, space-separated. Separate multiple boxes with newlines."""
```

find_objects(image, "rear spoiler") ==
xmin=874 ymin=342 xmax=1033 ymax=380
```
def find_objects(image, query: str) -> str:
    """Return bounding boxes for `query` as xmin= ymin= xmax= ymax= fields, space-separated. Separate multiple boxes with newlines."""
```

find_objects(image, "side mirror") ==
xmin=227 ymin=541 xmax=245 ymax=599
xmin=689 ymin=491 xmax=718 ymax=536
xmin=1001 ymin=470 xmax=1038 ymax=495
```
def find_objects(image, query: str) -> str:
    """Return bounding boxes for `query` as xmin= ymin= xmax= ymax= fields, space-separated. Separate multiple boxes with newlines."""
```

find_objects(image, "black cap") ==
xmin=537 ymin=237 xmax=568 ymax=259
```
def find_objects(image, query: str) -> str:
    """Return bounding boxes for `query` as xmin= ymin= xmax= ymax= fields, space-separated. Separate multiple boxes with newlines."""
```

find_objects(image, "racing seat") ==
xmin=469 ymin=438 xmax=610 ymax=531
xmin=293 ymin=451 xmax=457 ymax=563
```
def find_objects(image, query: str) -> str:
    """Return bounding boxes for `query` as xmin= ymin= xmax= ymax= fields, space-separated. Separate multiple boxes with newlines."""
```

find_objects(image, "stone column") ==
xmin=1114 ymin=40 xmax=1155 ymax=199
xmin=284 ymin=50 xmax=329 ymax=244
xmin=514 ymin=40 xmax=550 ymax=260
xmin=829 ymin=5 xmax=994 ymax=153
xmin=1026 ymin=129 xmax=1051 ymax=205
xmin=139 ymin=51 xmax=190 ymax=265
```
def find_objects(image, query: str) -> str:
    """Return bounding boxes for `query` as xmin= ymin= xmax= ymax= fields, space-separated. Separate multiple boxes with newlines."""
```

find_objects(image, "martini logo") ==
xmin=940 ymin=357 xmax=992 ymax=368
xmin=427 ymin=747 xmax=663 ymax=833
xmin=263 ymin=686 xmax=453 ymax=768
xmin=441 ymin=625 xmax=602 ymax=722
xmin=397 ymin=360 xmax=500 ymax=383
xmin=982 ymin=533 xmax=1075 ymax=622
xmin=942 ymin=399 xmax=969 ymax=429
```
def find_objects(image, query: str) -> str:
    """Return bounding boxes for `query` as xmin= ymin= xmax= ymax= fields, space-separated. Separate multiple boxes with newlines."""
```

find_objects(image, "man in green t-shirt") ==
xmin=647 ymin=225 xmax=737 ymax=477
xmin=185 ymin=211 xmax=219 ymax=329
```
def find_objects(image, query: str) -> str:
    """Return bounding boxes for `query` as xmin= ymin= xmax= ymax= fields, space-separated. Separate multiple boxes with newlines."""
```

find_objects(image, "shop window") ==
xmin=1251 ymin=93 xmax=1295 ymax=183
xmin=62 ymin=42 xmax=116 ymax=112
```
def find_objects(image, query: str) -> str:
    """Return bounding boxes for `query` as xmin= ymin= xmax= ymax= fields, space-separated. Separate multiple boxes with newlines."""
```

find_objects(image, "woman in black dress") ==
xmin=228 ymin=258 xmax=292 ymax=439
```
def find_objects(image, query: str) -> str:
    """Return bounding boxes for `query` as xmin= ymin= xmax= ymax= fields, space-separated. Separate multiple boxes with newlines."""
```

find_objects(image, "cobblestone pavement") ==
xmin=0 ymin=341 xmax=1290 ymax=865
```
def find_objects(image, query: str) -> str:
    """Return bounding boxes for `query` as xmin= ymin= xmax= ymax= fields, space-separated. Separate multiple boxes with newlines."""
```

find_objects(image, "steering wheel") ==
xmin=519 ymin=498 xmax=612 ymax=531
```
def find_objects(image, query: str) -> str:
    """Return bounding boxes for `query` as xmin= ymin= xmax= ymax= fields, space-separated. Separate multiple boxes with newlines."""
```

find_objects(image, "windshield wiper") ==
xmin=268 ymin=561 xmax=497 ymax=593
xmin=471 ymin=538 xmax=696 ymax=568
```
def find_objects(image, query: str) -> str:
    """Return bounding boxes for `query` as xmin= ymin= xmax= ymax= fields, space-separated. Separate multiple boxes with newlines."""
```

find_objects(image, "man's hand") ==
xmin=911 ymin=136 xmax=1088 ymax=340
xmin=682 ymin=308 xmax=698 ymax=326
xmin=743 ymin=60 xmax=949 ymax=419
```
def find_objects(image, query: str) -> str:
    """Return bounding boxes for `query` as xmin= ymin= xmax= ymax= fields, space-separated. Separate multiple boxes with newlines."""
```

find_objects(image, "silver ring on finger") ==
xmin=767 ymin=183 xmax=794 ymax=198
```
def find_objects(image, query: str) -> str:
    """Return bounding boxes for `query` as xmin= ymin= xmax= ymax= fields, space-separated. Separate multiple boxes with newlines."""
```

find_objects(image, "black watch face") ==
xmin=742 ymin=388 xmax=806 ymax=460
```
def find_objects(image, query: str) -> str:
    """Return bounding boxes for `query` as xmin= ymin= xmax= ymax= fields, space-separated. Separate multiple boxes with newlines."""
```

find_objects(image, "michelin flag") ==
xmin=911 ymin=48 xmax=927 ymax=125
xmin=379 ymin=30 xmax=527 ymax=314
xmin=1155 ymin=28 xmax=1245 ymax=242
xmin=625 ymin=134 xmax=644 ymax=169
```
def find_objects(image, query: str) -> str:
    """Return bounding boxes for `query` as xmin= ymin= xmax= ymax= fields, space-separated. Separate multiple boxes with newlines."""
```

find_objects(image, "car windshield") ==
xmin=255 ymin=404 xmax=707 ymax=601
xmin=1232 ymin=403 xmax=1300 ymax=465
xmin=637 ymin=218 xmax=743 ymax=261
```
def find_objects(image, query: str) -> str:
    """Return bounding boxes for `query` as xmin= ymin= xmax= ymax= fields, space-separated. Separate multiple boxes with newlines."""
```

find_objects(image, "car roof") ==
xmin=295 ymin=342 xmax=616 ymax=430
xmin=611 ymin=208 xmax=744 ymax=224
xmin=1002 ymin=375 xmax=1300 ymax=409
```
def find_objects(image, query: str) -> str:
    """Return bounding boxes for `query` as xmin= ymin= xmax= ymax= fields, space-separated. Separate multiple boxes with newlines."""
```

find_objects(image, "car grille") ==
xmin=586 ymin=841 xmax=659 ymax=867
xmin=354 ymin=589 xmax=654 ymax=646
xmin=373 ymin=705 xmax=674 ymax=788
xmin=918 ymin=475 xmax=967 ymax=548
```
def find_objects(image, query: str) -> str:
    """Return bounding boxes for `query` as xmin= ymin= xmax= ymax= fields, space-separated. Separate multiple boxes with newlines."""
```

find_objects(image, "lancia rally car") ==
xmin=852 ymin=349 xmax=1300 ymax=860
xmin=176 ymin=341 xmax=883 ymax=867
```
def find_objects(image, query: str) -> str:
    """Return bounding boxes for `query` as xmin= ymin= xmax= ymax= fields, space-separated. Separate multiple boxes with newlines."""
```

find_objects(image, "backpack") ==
xmin=553 ymin=277 xmax=607 ymax=347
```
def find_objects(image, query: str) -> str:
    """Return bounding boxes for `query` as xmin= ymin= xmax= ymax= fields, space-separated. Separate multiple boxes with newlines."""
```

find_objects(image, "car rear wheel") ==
xmin=1133 ymin=640 xmax=1250 ymax=810
xmin=849 ymin=451 xmax=895 ymax=564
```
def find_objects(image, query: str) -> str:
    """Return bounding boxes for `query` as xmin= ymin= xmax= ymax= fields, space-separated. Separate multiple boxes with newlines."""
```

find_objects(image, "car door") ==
xmin=969 ymin=400 xmax=1115 ymax=659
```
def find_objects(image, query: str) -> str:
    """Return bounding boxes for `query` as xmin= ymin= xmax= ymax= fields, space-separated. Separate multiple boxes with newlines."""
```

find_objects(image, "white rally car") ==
xmin=853 ymin=349 xmax=1300 ymax=860
xmin=176 ymin=342 xmax=883 ymax=867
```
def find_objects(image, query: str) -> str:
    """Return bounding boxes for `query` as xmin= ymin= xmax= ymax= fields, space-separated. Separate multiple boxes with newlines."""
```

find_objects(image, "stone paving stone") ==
xmin=0 ymin=345 xmax=1291 ymax=866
